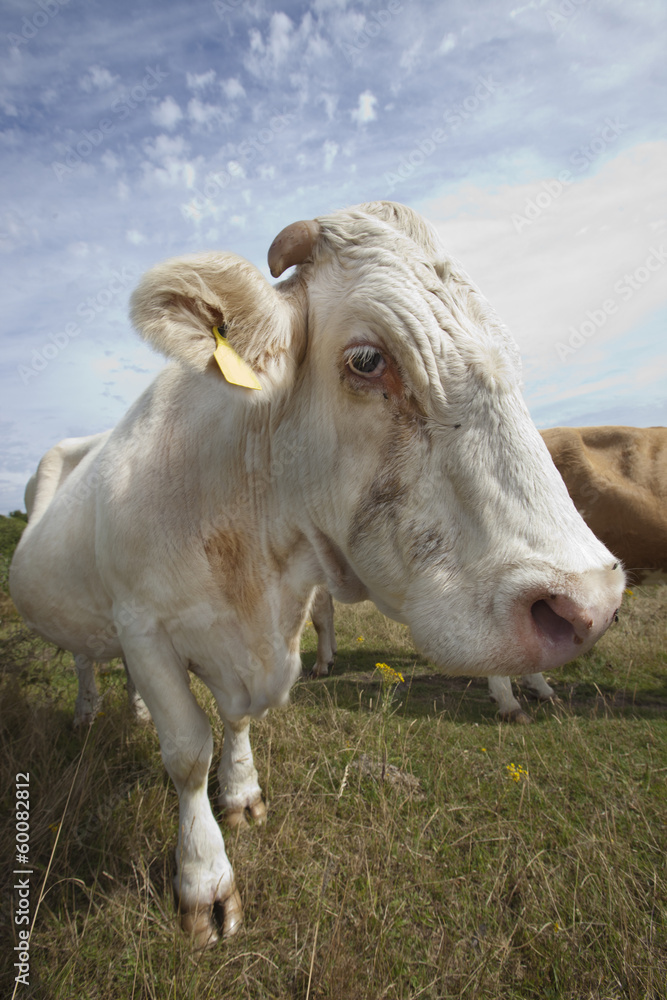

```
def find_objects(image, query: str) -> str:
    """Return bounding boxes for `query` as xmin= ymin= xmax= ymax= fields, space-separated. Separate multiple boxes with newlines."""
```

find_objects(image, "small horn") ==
xmin=268 ymin=219 xmax=320 ymax=278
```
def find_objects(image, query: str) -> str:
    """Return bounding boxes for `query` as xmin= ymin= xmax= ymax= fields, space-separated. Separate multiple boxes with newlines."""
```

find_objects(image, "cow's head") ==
xmin=131 ymin=201 xmax=625 ymax=677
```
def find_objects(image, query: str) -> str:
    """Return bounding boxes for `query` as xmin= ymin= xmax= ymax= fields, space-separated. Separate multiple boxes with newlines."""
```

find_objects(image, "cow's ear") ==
xmin=130 ymin=252 xmax=301 ymax=376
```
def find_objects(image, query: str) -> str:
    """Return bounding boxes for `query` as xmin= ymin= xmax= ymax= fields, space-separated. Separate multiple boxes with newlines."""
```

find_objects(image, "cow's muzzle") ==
xmin=521 ymin=566 xmax=624 ymax=670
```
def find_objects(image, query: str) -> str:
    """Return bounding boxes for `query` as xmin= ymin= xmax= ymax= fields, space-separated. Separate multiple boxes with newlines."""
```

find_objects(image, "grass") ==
xmin=0 ymin=513 xmax=27 ymax=560
xmin=1 ymin=568 xmax=665 ymax=999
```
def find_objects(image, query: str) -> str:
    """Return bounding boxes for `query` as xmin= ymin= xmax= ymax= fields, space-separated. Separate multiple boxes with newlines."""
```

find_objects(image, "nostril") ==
xmin=531 ymin=599 xmax=577 ymax=646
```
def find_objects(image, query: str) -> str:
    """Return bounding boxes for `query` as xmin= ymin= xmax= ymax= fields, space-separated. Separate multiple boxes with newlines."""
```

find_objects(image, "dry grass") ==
xmin=1 ymin=579 xmax=665 ymax=999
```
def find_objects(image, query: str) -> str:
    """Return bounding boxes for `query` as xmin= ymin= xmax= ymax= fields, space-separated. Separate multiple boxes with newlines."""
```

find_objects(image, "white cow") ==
xmin=10 ymin=201 xmax=625 ymax=948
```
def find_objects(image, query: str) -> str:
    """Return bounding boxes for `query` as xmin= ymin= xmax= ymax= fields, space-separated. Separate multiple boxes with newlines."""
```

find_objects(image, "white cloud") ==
xmin=186 ymin=70 xmax=216 ymax=91
xmin=67 ymin=242 xmax=92 ymax=258
xmin=101 ymin=150 xmax=121 ymax=172
xmin=249 ymin=27 xmax=264 ymax=54
xmin=267 ymin=12 xmax=295 ymax=64
xmin=144 ymin=134 xmax=187 ymax=162
xmin=141 ymin=134 xmax=194 ymax=188
xmin=319 ymin=92 xmax=338 ymax=121
xmin=438 ymin=33 xmax=456 ymax=54
xmin=150 ymin=96 xmax=183 ymax=131
xmin=221 ymin=77 xmax=246 ymax=101
xmin=188 ymin=97 xmax=211 ymax=124
xmin=350 ymin=90 xmax=377 ymax=124
xmin=126 ymin=229 xmax=146 ymax=245
xmin=79 ymin=65 xmax=117 ymax=92
xmin=187 ymin=98 xmax=229 ymax=130
xmin=247 ymin=12 xmax=294 ymax=71
xmin=400 ymin=40 xmax=423 ymax=73
xmin=244 ymin=11 xmax=321 ymax=79
xmin=422 ymin=141 xmax=667 ymax=381
xmin=510 ymin=0 xmax=548 ymax=16
xmin=323 ymin=140 xmax=339 ymax=172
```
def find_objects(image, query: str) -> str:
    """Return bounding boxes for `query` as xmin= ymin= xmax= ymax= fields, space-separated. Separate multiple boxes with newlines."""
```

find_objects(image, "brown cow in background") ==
xmin=541 ymin=426 xmax=667 ymax=585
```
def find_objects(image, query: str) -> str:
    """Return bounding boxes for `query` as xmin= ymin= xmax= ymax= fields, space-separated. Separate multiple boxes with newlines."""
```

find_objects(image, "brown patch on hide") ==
xmin=204 ymin=531 xmax=263 ymax=620
xmin=348 ymin=427 xmax=412 ymax=547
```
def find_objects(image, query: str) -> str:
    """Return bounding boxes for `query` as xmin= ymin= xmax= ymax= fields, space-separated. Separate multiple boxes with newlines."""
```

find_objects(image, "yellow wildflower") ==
xmin=506 ymin=762 xmax=529 ymax=783
xmin=375 ymin=662 xmax=405 ymax=684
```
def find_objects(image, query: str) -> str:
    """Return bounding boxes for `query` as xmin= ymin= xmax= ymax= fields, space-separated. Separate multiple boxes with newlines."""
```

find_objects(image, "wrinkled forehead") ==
xmin=308 ymin=213 xmax=523 ymax=408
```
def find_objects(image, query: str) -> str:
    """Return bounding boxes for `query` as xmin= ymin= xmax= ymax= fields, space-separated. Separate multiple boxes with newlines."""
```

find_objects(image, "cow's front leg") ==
xmin=123 ymin=636 xmax=241 ymax=948
xmin=217 ymin=716 xmax=267 ymax=829
xmin=73 ymin=654 xmax=101 ymax=726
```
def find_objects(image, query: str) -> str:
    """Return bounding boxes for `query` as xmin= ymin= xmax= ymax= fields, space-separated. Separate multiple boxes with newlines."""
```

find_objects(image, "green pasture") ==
xmin=1 ymin=558 xmax=665 ymax=999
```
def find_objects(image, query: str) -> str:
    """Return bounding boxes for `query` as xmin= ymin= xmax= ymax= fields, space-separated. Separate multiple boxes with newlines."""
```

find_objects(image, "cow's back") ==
xmin=9 ymin=431 xmax=116 ymax=653
xmin=542 ymin=425 xmax=667 ymax=580
xmin=24 ymin=431 xmax=111 ymax=523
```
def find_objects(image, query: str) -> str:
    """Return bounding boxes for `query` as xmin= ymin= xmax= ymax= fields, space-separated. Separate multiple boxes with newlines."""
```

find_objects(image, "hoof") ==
xmin=224 ymin=796 xmax=267 ymax=829
xmin=225 ymin=807 xmax=249 ymax=830
xmin=247 ymin=798 xmax=267 ymax=825
xmin=221 ymin=887 xmax=243 ymax=938
xmin=500 ymin=708 xmax=533 ymax=725
xmin=181 ymin=908 xmax=219 ymax=950
xmin=180 ymin=886 xmax=243 ymax=948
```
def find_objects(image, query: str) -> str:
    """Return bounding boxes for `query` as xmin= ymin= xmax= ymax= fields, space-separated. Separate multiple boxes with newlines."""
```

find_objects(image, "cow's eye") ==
xmin=346 ymin=347 xmax=386 ymax=377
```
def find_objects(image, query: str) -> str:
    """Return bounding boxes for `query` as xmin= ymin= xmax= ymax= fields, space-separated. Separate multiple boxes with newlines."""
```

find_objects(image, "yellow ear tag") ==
xmin=212 ymin=326 xmax=261 ymax=390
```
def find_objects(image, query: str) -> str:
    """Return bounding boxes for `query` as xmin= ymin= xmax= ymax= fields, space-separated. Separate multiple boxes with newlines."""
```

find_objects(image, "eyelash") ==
xmin=344 ymin=345 xmax=386 ymax=377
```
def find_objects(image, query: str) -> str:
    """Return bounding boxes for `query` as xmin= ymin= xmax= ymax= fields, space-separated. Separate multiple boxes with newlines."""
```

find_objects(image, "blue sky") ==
xmin=1 ymin=0 xmax=666 ymax=512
